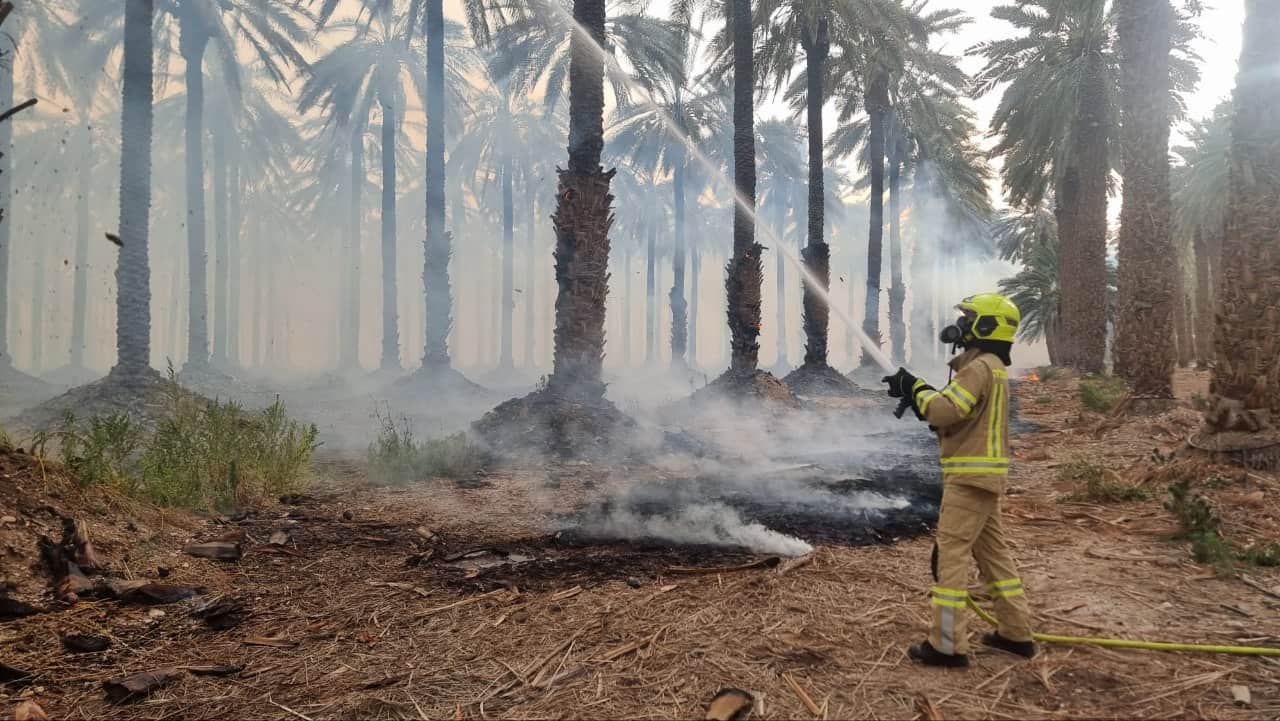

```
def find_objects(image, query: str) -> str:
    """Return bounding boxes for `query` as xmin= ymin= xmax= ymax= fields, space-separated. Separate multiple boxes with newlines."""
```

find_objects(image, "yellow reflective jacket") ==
xmin=911 ymin=348 xmax=1010 ymax=494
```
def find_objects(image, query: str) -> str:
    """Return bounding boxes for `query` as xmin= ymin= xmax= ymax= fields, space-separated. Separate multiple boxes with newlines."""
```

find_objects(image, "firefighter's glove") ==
xmin=882 ymin=367 xmax=918 ymax=399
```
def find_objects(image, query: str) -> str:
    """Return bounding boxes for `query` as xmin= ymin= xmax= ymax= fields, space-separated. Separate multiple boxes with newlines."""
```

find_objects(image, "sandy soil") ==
xmin=2 ymin=367 xmax=1278 ymax=720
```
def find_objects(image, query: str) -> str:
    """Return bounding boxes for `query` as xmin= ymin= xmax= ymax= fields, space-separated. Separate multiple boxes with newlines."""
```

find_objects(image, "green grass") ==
xmin=1058 ymin=459 xmax=1151 ymax=503
xmin=1034 ymin=365 xmax=1067 ymax=382
xmin=1161 ymin=478 xmax=1277 ymax=572
xmin=1078 ymin=376 xmax=1129 ymax=413
xmin=367 ymin=411 xmax=488 ymax=485
xmin=35 ymin=372 xmax=319 ymax=510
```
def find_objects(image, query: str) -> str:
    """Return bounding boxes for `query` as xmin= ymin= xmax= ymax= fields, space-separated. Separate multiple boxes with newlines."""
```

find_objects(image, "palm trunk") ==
xmin=1115 ymin=0 xmax=1175 ymax=394
xmin=181 ymin=25 xmax=210 ymax=370
xmin=774 ymin=199 xmax=788 ymax=368
xmin=622 ymin=246 xmax=632 ymax=366
xmin=114 ymin=0 xmax=155 ymax=376
xmin=887 ymin=117 xmax=906 ymax=365
xmin=212 ymin=124 xmax=228 ymax=366
xmin=1174 ymin=277 xmax=1193 ymax=368
xmin=499 ymin=155 xmax=515 ymax=370
xmin=1211 ymin=0 xmax=1280 ymax=417
xmin=726 ymin=0 xmax=761 ymax=372
xmin=689 ymin=242 xmax=700 ymax=369
xmin=909 ymin=229 xmax=932 ymax=365
xmin=228 ymin=151 xmax=241 ymax=367
xmin=169 ymin=253 xmax=182 ymax=362
xmin=422 ymin=0 xmax=452 ymax=369
xmin=344 ymin=128 xmax=363 ymax=369
xmin=0 ymin=48 xmax=10 ymax=368
xmin=800 ymin=20 xmax=830 ymax=369
xmin=252 ymin=218 xmax=263 ymax=367
xmin=31 ymin=242 xmax=45 ymax=371
xmin=70 ymin=130 xmax=92 ymax=369
xmin=1192 ymin=226 xmax=1213 ymax=366
xmin=380 ymin=109 xmax=400 ymax=370
xmin=645 ymin=219 xmax=656 ymax=365
xmin=523 ymin=185 xmax=537 ymax=367
xmin=861 ymin=71 xmax=889 ymax=367
xmin=669 ymin=155 xmax=688 ymax=369
xmin=547 ymin=0 xmax=613 ymax=395
xmin=1060 ymin=50 xmax=1110 ymax=374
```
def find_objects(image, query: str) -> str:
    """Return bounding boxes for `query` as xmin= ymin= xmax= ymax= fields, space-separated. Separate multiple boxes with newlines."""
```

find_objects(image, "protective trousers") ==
xmin=929 ymin=483 xmax=1033 ymax=656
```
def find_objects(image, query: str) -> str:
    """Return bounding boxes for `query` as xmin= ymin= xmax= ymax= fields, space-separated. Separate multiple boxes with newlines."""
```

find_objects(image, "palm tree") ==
xmin=1113 ymin=0 xmax=1177 ymax=398
xmin=608 ymin=15 xmax=725 ymax=371
xmin=755 ymin=117 xmax=805 ymax=371
xmin=995 ymin=204 xmax=1062 ymax=363
xmin=113 ymin=0 xmax=155 ymax=379
xmin=167 ymin=0 xmax=308 ymax=374
xmin=452 ymin=73 xmax=564 ymax=371
xmin=724 ymin=0 xmax=762 ymax=373
xmin=1205 ymin=0 xmax=1280 ymax=431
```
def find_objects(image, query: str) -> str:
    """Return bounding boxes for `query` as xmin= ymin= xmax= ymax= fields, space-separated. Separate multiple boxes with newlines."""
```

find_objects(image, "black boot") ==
xmin=982 ymin=632 xmax=1037 ymax=659
xmin=908 ymin=640 xmax=970 ymax=668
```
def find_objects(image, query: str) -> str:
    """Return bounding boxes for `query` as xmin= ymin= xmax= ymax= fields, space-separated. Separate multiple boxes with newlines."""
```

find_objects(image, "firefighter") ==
xmin=882 ymin=292 xmax=1035 ymax=668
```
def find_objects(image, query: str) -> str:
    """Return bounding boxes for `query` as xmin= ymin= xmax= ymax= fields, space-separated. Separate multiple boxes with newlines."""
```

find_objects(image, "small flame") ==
xmin=1022 ymin=372 xmax=1042 ymax=382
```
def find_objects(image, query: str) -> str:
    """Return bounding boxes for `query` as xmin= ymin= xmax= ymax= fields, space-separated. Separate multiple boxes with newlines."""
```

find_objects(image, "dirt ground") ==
xmin=2 ymin=368 xmax=1279 ymax=720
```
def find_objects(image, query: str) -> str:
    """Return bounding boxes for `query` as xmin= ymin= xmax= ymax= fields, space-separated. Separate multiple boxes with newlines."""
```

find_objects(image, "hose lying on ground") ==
xmin=966 ymin=598 xmax=1280 ymax=656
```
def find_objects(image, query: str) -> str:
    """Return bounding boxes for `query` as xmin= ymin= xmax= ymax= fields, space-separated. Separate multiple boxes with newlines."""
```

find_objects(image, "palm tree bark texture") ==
xmin=115 ymin=0 xmax=154 ymax=376
xmin=1114 ymin=0 xmax=1176 ymax=397
xmin=1192 ymin=226 xmax=1213 ymax=366
xmin=1058 ymin=47 xmax=1109 ymax=374
xmin=861 ymin=69 xmax=889 ymax=367
xmin=726 ymin=0 xmax=762 ymax=372
xmin=669 ymin=146 xmax=688 ymax=369
xmin=381 ymin=106 xmax=401 ymax=370
xmin=1210 ymin=0 xmax=1280 ymax=426
xmin=887 ymin=112 xmax=906 ymax=365
xmin=180 ymin=17 xmax=210 ymax=368
xmin=0 ymin=17 xmax=10 ymax=368
xmin=548 ymin=0 xmax=614 ymax=397
xmin=799 ymin=18 xmax=830 ymax=369
xmin=423 ymin=0 xmax=453 ymax=369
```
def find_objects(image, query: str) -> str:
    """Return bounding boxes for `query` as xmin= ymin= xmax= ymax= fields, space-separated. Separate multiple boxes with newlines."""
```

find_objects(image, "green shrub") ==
xmin=1035 ymin=393 xmax=1054 ymax=405
xmin=1035 ymin=365 xmax=1066 ymax=382
xmin=1164 ymin=478 xmax=1234 ymax=569
xmin=1059 ymin=459 xmax=1150 ymax=503
xmin=1190 ymin=392 xmax=1209 ymax=411
xmin=367 ymin=411 xmax=487 ymax=485
xmin=1238 ymin=542 xmax=1280 ymax=567
xmin=1078 ymin=376 xmax=1129 ymax=413
xmin=39 ymin=374 xmax=318 ymax=510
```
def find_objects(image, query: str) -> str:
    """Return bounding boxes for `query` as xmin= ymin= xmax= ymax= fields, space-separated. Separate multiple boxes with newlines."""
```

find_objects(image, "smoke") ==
xmin=570 ymin=501 xmax=814 ymax=557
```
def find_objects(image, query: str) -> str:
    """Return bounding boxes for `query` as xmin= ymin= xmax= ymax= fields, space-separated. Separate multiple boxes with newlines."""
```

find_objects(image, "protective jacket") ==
xmin=911 ymin=348 xmax=1010 ymax=495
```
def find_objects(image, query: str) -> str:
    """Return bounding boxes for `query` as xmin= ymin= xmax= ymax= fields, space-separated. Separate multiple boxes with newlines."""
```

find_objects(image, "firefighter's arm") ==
xmin=911 ymin=362 xmax=989 ymax=429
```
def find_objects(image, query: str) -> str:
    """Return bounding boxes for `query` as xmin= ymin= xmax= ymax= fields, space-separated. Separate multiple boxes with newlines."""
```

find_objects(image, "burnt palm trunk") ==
xmin=773 ymin=197 xmax=788 ymax=368
xmin=381 ymin=108 xmax=400 ymax=370
xmin=343 ymin=127 xmax=363 ymax=369
xmin=800 ymin=19 xmax=830 ymax=369
xmin=1192 ymin=226 xmax=1213 ymax=366
xmin=71 ymin=130 xmax=92 ymax=369
xmin=1060 ymin=49 xmax=1110 ymax=373
xmin=1115 ymin=0 xmax=1175 ymax=395
xmin=547 ymin=0 xmax=614 ymax=395
xmin=499 ymin=154 xmax=515 ymax=370
xmin=422 ymin=0 xmax=452 ymax=369
xmin=887 ymin=116 xmax=905 ymax=365
xmin=181 ymin=24 xmax=210 ymax=369
xmin=114 ymin=0 xmax=154 ymax=376
xmin=212 ymin=123 xmax=228 ymax=366
xmin=726 ymin=0 xmax=762 ymax=372
xmin=0 ymin=43 xmax=10 ymax=368
xmin=861 ymin=70 xmax=889 ymax=367
xmin=1211 ymin=0 xmax=1280 ymax=418
xmin=669 ymin=153 xmax=688 ymax=369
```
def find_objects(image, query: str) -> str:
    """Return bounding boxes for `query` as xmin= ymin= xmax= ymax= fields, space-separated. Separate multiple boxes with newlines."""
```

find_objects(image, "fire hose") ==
xmin=964 ymin=597 xmax=1280 ymax=657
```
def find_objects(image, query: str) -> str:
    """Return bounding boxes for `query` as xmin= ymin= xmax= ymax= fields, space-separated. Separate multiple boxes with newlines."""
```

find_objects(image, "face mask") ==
xmin=938 ymin=315 xmax=973 ymax=347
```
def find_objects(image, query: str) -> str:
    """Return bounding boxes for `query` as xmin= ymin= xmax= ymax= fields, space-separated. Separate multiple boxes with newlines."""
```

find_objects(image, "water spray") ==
xmin=547 ymin=7 xmax=896 ymax=373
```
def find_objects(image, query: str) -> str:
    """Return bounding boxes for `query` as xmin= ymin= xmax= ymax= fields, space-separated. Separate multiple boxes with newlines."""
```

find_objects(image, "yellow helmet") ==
xmin=956 ymin=293 xmax=1021 ymax=343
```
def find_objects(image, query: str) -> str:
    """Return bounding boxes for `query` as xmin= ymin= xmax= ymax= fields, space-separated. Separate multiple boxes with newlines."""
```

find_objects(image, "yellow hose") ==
xmin=966 ymin=598 xmax=1280 ymax=657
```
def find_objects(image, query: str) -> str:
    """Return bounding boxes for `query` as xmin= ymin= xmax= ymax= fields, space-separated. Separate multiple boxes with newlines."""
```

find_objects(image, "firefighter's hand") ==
xmin=882 ymin=367 xmax=918 ymax=399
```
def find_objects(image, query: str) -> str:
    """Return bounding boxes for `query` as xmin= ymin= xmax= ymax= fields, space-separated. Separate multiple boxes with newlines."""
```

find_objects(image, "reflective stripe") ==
xmin=992 ymin=369 xmax=1008 ymax=379
xmin=912 ymin=378 xmax=929 ymax=394
xmin=987 ymin=578 xmax=1024 ymax=597
xmin=948 ymin=383 xmax=978 ymax=406
xmin=991 ymin=586 xmax=1024 ymax=598
xmin=917 ymin=390 xmax=939 ymax=415
xmin=931 ymin=586 xmax=969 ymax=602
xmin=987 ymin=381 xmax=999 ymax=458
xmin=942 ymin=387 xmax=973 ymax=415
xmin=993 ymin=382 xmax=1006 ymax=458
xmin=938 ymin=606 xmax=955 ymax=654
xmin=941 ymin=458 xmax=1010 ymax=467
xmin=943 ymin=466 xmax=1010 ymax=476
xmin=988 ymin=578 xmax=1022 ymax=589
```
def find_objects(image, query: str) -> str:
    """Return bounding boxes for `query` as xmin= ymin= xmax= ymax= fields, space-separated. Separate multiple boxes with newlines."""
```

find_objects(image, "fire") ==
xmin=1022 ymin=371 xmax=1042 ymax=382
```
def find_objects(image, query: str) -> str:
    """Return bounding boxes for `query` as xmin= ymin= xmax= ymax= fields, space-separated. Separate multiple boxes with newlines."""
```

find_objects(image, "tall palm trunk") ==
xmin=800 ymin=19 xmax=830 ymax=369
xmin=547 ymin=0 xmax=613 ymax=395
xmin=212 ymin=123 xmax=228 ymax=366
xmin=523 ymin=184 xmax=537 ymax=367
xmin=71 ymin=130 xmax=92 ymax=369
xmin=1192 ymin=226 xmax=1213 ymax=366
xmin=1115 ymin=0 xmax=1175 ymax=395
xmin=499 ymin=155 xmax=515 ymax=370
xmin=252 ymin=218 xmax=263 ymax=367
xmin=887 ymin=117 xmax=905 ymax=364
xmin=1059 ymin=49 xmax=1110 ymax=373
xmin=422 ymin=0 xmax=452 ymax=370
xmin=343 ymin=128 xmax=363 ymax=369
xmin=726 ymin=0 xmax=761 ymax=372
xmin=0 ymin=45 xmax=10 ymax=368
xmin=909 ymin=230 xmax=932 ymax=364
xmin=1173 ymin=274 xmax=1193 ymax=367
xmin=622 ymin=246 xmax=632 ymax=366
xmin=689 ymin=241 xmax=700 ymax=369
xmin=169 ymin=254 xmax=182 ymax=362
xmin=669 ymin=154 xmax=688 ymax=369
xmin=644 ymin=219 xmax=656 ymax=364
xmin=181 ymin=23 xmax=210 ymax=370
xmin=1211 ymin=0 xmax=1280 ymax=418
xmin=228 ymin=151 xmax=241 ymax=366
xmin=115 ymin=0 xmax=155 ymax=376
xmin=380 ymin=108 xmax=400 ymax=370
xmin=773 ymin=198 xmax=788 ymax=368
xmin=31 ymin=242 xmax=45 ymax=370
xmin=861 ymin=71 xmax=889 ymax=366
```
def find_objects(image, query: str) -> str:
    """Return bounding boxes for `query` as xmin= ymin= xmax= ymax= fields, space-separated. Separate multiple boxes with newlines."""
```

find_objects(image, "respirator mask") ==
xmin=938 ymin=315 xmax=973 ymax=347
